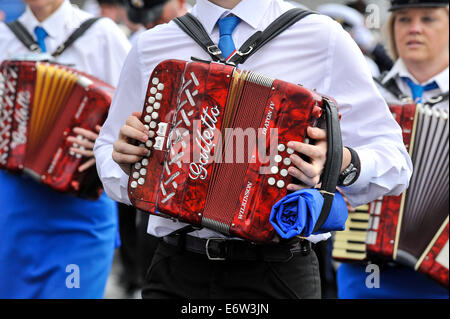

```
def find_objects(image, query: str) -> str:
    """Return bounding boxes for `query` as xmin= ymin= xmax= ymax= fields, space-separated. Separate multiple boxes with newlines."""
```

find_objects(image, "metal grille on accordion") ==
xmin=127 ymin=59 xmax=339 ymax=244
xmin=0 ymin=59 xmax=114 ymax=198
xmin=333 ymin=102 xmax=449 ymax=288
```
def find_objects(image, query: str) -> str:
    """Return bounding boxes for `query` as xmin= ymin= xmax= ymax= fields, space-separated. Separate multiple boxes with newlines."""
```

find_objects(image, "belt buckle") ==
xmin=205 ymin=238 xmax=227 ymax=261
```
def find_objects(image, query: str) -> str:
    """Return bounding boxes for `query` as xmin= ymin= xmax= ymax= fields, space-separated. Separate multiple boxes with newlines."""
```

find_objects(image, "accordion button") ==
xmin=287 ymin=147 xmax=294 ymax=155
xmin=277 ymin=180 xmax=285 ymax=188
xmin=270 ymin=166 xmax=279 ymax=174
xmin=151 ymin=112 xmax=159 ymax=120
xmin=144 ymin=115 xmax=151 ymax=123
xmin=132 ymin=172 xmax=139 ymax=179
xmin=152 ymin=77 xmax=159 ymax=85
xmin=146 ymin=106 xmax=154 ymax=113
xmin=154 ymin=102 xmax=161 ymax=110
xmin=146 ymin=140 xmax=153 ymax=148
xmin=134 ymin=162 xmax=142 ymax=170
xmin=144 ymin=125 xmax=150 ymax=130
xmin=150 ymin=87 xmax=157 ymax=94
xmin=131 ymin=181 xmax=138 ymax=188
xmin=142 ymin=158 xmax=149 ymax=166
xmin=140 ymin=168 xmax=147 ymax=176
xmin=268 ymin=177 xmax=276 ymax=185
xmin=274 ymin=155 xmax=282 ymax=163
xmin=150 ymin=121 xmax=157 ymax=129
xmin=148 ymin=97 xmax=156 ymax=104
xmin=155 ymin=93 xmax=162 ymax=100
xmin=76 ymin=154 xmax=82 ymax=159
xmin=157 ymin=83 xmax=164 ymax=91
xmin=283 ymin=158 xmax=291 ymax=166
xmin=69 ymin=150 xmax=75 ymax=156
xmin=138 ymin=178 xmax=145 ymax=185
xmin=278 ymin=144 xmax=286 ymax=152
xmin=149 ymin=131 xmax=155 ymax=138
xmin=280 ymin=169 xmax=288 ymax=177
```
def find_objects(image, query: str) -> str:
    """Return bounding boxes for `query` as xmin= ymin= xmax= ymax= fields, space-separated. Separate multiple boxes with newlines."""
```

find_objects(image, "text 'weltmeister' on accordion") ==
xmin=333 ymin=102 xmax=449 ymax=288
xmin=0 ymin=59 xmax=114 ymax=198
xmin=127 ymin=59 xmax=342 ymax=244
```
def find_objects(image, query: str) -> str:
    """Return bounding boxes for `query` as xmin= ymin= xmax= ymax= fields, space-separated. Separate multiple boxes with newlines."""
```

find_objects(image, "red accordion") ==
xmin=0 ymin=59 xmax=114 ymax=198
xmin=128 ymin=59 xmax=341 ymax=244
xmin=333 ymin=102 xmax=449 ymax=288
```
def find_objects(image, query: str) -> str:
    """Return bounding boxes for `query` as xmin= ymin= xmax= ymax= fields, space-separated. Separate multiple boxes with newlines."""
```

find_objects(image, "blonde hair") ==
xmin=385 ymin=6 xmax=449 ymax=61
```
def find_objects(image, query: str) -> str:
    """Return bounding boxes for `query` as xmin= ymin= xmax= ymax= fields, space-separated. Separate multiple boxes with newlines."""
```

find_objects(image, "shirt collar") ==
xmin=194 ymin=0 xmax=273 ymax=34
xmin=384 ymin=59 xmax=449 ymax=92
xmin=19 ymin=0 xmax=72 ymax=39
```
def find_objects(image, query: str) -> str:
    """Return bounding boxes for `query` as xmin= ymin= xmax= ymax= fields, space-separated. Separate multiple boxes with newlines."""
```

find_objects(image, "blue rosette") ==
xmin=269 ymin=189 xmax=348 ymax=239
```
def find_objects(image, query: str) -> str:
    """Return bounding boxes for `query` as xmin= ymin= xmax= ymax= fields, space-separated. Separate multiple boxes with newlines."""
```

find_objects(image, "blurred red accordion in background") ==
xmin=127 ymin=59 xmax=342 ymax=244
xmin=0 ymin=59 xmax=114 ymax=198
xmin=333 ymin=102 xmax=449 ymax=288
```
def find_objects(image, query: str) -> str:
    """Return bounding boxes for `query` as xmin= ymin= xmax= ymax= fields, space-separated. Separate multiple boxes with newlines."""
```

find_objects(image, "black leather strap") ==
xmin=5 ymin=21 xmax=41 ymax=53
xmin=6 ymin=17 xmax=102 ymax=57
xmin=174 ymin=13 xmax=227 ymax=63
xmin=228 ymin=9 xmax=315 ymax=65
xmin=52 ymin=17 xmax=102 ymax=57
xmin=313 ymin=97 xmax=343 ymax=233
xmin=374 ymin=72 xmax=409 ymax=101
xmin=174 ymin=8 xmax=315 ymax=66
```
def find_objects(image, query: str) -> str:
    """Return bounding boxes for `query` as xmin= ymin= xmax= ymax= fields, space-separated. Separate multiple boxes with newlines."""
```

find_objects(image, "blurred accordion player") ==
xmin=127 ymin=59 xmax=342 ymax=244
xmin=333 ymin=102 xmax=449 ymax=288
xmin=0 ymin=59 xmax=114 ymax=198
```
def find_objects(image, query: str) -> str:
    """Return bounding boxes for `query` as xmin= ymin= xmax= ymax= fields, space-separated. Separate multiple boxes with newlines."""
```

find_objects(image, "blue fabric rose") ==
xmin=269 ymin=189 xmax=348 ymax=239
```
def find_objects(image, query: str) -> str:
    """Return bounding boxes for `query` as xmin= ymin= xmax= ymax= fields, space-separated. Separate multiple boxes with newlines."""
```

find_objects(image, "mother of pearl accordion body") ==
xmin=333 ymin=102 xmax=449 ymax=288
xmin=0 ymin=60 xmax=114 ymax=198
xmin=127 ymin=59 xmax=338 ymax=244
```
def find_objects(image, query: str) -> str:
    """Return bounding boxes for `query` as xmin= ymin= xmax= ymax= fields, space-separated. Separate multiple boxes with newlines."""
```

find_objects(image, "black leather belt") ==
xmin=162 ymin=234 xmax=311 ymax=262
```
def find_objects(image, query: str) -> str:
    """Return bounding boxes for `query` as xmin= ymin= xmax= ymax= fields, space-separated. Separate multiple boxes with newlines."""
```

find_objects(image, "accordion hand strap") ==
xmin=174 ymin=8 xmax=315 ymax=66
xmin=313 ymin=98 xmax=343 ymax=233
xmin=6 ymin=17 xmax=102 ymax=57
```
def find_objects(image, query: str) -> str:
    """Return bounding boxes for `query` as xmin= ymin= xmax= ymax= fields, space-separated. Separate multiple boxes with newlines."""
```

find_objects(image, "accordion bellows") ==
xmin=0 ymin=60 xmax=114 ymax=198
xmin=127 ymin=59 xmax=337 ymax=244
xmin=333 ymin=103 xmax=449 ymax=288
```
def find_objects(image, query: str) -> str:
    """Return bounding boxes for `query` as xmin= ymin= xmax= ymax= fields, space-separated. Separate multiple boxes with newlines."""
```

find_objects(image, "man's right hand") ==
xmin=112 ymin=111 xmax=150 ymax=175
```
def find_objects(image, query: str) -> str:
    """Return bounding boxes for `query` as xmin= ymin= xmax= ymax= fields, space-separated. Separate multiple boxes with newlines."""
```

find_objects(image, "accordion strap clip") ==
xmin=319 ymin=190 xmax=335 ymax=197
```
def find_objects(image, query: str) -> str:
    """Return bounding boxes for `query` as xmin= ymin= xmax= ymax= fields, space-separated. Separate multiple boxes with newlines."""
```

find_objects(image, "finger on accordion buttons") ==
xmin=119 ymin=124 xmax=149 ymax=143
xmin=69 ymin=146 xmax=94 ymax=158
xmin=66 ymin=136 xmax=95 ymax=150
xmin=78 ymin=158 xmax=96 ymax=172
xmin=72 ymin=127 xmax=99 ymax=142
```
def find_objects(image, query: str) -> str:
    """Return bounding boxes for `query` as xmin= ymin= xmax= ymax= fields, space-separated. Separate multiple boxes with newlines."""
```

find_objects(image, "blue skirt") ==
xmin=0 ymin=171 xmax=118 ymax=299
xmin=337 ymin=262 xmax=449 ymax=299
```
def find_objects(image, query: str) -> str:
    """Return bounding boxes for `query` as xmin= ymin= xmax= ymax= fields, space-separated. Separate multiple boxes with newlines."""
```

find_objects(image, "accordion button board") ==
xmin=127 ymin=59 xmax=334 ymax=244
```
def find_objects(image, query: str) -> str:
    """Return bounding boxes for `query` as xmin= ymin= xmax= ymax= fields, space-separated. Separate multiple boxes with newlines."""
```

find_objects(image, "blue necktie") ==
xmin=402 ymin=77 xmax=439 ymax=103
xmin=217 ymin=15 xmax=241 ymax=59
xmin=34 ymin=26 xmax=48 ymax=53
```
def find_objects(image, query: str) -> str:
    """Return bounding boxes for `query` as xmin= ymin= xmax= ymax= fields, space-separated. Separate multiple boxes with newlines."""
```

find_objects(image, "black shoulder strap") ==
xmin=174 ymin=8 xmax=315 ymax=66
xmin=5 ymin=17 xmax=102 ymax=57
xmin=424 ymin=91 xmax=449 ymax=108
xmin=373 ymin=71 xmax=410 ymax=101
xmin=52 ymin=17 xmax=102 ymax=57
xmin=6 ymin=21 xmax=41 ymax=53
xmin=174 ymin=13 xmax=227 ymax=63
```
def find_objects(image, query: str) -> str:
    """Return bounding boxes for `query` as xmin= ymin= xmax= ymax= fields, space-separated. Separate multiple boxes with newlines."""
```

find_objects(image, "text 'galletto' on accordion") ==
xmin=0 ymin=59 xmax=114 ymax=198
xmin=127 ymin=59 xmax=342 ymax=244
xmin=333 ymin=102 xmax=449 ymax=288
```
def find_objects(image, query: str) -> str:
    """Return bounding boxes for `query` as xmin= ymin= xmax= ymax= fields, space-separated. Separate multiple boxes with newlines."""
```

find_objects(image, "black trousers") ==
xmin=141 ymin=239 xmax=321 ymax=299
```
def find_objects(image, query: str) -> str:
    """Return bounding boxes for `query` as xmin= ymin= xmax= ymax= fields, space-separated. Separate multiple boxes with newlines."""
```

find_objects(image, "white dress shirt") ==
xmin=0 ymin=0 xmax=131 ymax=86
xmin=94 ymin=0 xmax=413 ymax=240
xmin=379 ymin=59 xmax=449 ymax=111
